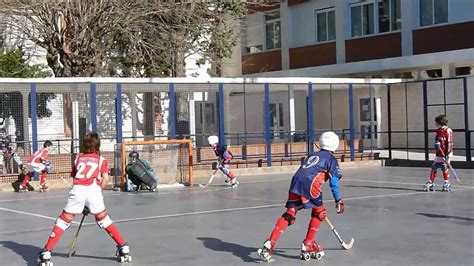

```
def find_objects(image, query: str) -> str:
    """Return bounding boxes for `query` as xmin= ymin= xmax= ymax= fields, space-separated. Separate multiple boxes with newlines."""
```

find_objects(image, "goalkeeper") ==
xmin=125 ymin=151 xmax=157 ymax=192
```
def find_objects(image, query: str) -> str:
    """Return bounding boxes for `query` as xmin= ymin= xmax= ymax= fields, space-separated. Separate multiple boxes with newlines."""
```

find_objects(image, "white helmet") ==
xmin=319 ymin=131 xmax=339 ymax=152
xmin=208 ymin=135 xmax=219 ymax=145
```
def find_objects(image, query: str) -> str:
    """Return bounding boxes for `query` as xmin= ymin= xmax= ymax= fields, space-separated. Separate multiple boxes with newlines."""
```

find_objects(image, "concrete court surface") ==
xmin=0 ymin=166 xmax=473 ymax=266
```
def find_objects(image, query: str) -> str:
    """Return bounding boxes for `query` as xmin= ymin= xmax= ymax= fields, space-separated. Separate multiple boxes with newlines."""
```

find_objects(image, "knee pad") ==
xmin=95 ymin=211 xmax=113 ymax=229
xmin=282 ymin=211 xmax=296 ymax=226
xmin=441 ymin=164 xmax=448 ymax=172
xmin=219 ymin=166 xmax=229 ymax=175
xmin=55 ymin=213 xmax=72 ymax=231
xmin=311 ymin=207 xmax=326 ymax=221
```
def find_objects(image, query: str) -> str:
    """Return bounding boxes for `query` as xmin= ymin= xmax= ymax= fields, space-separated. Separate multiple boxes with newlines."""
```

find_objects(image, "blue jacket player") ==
xmin=208 ymin=135 xmax=238 ymax=187
xmin=258 ymin=131 xmax=344 ymax=262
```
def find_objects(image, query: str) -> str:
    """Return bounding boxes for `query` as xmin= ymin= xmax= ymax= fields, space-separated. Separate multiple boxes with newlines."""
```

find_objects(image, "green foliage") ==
xmin=0 ymin=49 xmax=51 ymax=78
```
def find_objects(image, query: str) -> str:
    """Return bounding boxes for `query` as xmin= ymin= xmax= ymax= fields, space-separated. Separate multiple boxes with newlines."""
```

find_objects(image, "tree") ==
xmin=2 ymin=1 xmax=249 ymax=139
xmin=0 ymin=48 xmax=53 ymax=148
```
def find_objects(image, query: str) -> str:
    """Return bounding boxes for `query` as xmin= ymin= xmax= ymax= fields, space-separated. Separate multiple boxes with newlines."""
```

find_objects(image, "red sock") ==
xmin=429 ymin=170 xmax=437 ymax=183
xmin=45 ymin=215 xmax=71 ymax=250
xmin=104 ymin=224 xmax=125 ymax=246
xmin=227 ymin=172 xmax=235 ymax=179
xmin=40 ymin=173 xmax=47 ymax=186
xmin=304 ymin=218 xmax=322 ymax=243
xmin=20 ymin=173 xmax=30 ymax=187
xmin=442 ymin=171 xmax=449 ymax=181
xmin=268 ymin=210 xmax=296 ymax=244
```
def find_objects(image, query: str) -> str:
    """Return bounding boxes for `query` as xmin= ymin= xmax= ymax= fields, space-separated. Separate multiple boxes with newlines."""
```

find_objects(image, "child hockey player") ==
xmin=424 ymin=115 xmax=454 ymax=192
xmin=207 ymin=135 xmax=238 ymax=187
xmin=38 ymin=132 xmax=131 ymax=266
xmin=125 ymin=151 xmax=157 ymax=192
xmin=257 ymin=131 xmax=344 ymax=262
xmin=20 ymin=140 xmax=53 ymax=192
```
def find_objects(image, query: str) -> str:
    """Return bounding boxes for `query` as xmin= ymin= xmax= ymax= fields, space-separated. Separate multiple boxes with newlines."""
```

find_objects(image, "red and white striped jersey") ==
xmin=71 ymin=152 xmax=108 ymax=185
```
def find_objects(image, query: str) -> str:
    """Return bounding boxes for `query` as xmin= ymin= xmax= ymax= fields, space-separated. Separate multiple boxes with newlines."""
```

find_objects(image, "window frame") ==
xmin=263 ymin=10 xmax=282 ymax=51
xmin=378 ymin=0 xmax=402 ymax=33
xmin=315 ymin=7 xmax=336 ymax=44
xmin=350 ymin=2 xmax=376 ymax=38
xmin=419 ymin=0 xmax=450 ymax=28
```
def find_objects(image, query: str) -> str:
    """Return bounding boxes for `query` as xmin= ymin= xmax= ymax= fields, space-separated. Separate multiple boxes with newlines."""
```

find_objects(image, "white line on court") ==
xmin=0 ymin=207 xmax=76 ymax=224
xmin=105 ymin=187 xmax=474 ymax=225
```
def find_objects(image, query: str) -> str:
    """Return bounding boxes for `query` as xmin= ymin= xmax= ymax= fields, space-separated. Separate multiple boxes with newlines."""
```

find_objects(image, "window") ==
xmin=378 ymin=0 xmax=401 ymax=32
xmin=455 ymin=66 xmax=472 ymax=76
xmin=265 ymin=11 xmax=281 ymax=50
xmin=420 ymin=0 xmax=448 ymax=26
xmin=351 ymin=3 xmax=375 ymax=37
xmin=316 ymin=9 xmax=336 ymax=42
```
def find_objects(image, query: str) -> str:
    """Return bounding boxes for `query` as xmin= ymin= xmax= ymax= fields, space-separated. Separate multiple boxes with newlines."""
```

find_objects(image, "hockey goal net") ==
xmin=114 ymin=139 xmax=193 ymax=189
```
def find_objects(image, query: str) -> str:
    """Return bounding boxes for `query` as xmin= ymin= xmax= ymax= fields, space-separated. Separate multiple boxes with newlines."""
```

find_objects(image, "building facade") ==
xmin=222 ymin=0 xmax=474 ymax=79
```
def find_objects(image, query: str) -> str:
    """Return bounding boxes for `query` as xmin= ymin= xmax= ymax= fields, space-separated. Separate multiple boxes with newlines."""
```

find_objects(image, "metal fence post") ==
xmin=30 ymin=83 xmax=38 ymax=180
xmin=115 ymin=83 xmax=123 ymax=144
xmin=218 ymin=83 xmax=225 ymax=146
xmin=90 ymin=82 xmax=97 ymax=132
xmin=348 ymin=84 xmax=355 ymax=161
xmin=463 ymin=77 xmax=471 ymax=161
xmin=264 ymin=83 xmax=272 ymax=166
xmin=422 ymin=81 xmax=429 ymax=161
xmin=169 ymin=83 xmax=176 ymax=139
xmin=307 ymin=82 xmax=314 ymax=154
xmin=387 ymin=84 xmax=392 ymax=160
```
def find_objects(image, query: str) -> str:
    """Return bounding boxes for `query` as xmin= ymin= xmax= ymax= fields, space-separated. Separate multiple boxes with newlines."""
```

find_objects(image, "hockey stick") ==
xmin=198 ymin=165 xmax=220 ymax=188
xmin=437 ymin=149 xmax=462 ymax=185
xmin=61 ymin=176 xmax=73 ymax=188
xmin=324 ymin=217 xmax=354 ymax=250
xmin=68 ymin=214 xmax=86 ymax=257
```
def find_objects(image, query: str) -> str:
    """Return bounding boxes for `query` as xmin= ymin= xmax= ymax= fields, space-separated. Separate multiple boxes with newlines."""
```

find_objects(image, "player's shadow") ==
xmin=197 ymin=237 xmax=263 ymax=262
xmin=416 ymin=212 xmax=474 ymax=225
xmin=346 ymin=184 xmax=424 ymax=192
xmin=0 ymin=241 xmax=41 ymax=266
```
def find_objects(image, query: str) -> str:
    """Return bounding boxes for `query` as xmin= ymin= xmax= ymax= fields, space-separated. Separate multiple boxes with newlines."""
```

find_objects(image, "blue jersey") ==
xmin=213 ymin=144 xmax=233 ymax=163
xmin=289 ymin=150 xmax=342 ymax=207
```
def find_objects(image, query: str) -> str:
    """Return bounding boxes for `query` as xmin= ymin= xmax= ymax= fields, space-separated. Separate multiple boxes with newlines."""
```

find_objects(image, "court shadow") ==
xmin=197 ymin=237 xmax=261 ymax=262
xmin=416 ymin=212 xmax=474 ymax=223
xmin=0 ymin=240 xmax=40 ymax=266
xmin=346 ymin=184 xmax=424 ymax=192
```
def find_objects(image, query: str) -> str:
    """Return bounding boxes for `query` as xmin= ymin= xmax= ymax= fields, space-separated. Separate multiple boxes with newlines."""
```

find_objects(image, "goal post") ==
xmin=118 ymin=139 xmax=193 ymax=189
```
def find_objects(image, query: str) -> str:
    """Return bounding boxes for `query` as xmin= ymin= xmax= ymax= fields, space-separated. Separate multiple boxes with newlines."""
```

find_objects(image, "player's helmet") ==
xmin=208 ymin=135 xmax=219 ymax=145
xmin=129 ymin=151 xmax=139 ymax=159
xmin=319 ymin=131 xmax=339 ymax=152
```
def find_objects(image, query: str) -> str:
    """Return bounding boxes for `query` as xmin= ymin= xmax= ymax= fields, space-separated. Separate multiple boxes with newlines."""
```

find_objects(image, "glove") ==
xmin=445 ymin=152 xmax=453 ymax=163
xmin=336 ymin=199 xmax=344 ymax=214
xmin=434 ymin=141 xmax=441 ymax=150
xmin=82 ymin=206 xmax=90 ymax=216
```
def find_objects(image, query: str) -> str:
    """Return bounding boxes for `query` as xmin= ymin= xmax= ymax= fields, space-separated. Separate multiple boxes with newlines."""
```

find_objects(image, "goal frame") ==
xmin=120 ymin=139 xmax=194 ymax=188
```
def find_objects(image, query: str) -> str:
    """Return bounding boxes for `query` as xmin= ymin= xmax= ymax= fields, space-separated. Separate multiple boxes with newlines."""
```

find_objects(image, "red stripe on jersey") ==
xmin=28 ymin=148 xmax=48 ymax=164
xmin=71 ymin=153 xmax=108 ymax=185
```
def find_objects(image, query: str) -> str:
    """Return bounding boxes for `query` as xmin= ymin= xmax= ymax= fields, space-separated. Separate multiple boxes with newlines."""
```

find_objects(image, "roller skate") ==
xmin=116 ymin=243 xmax=132 ymax=263
xmin=230 ymin=178 xmax=239 ymax=188
xmin=300 ymin=241 xmax=325 ymax=261
xmin=424 ymin=182 xmax=435 ymax=192
xmin=39 ymin=184 xmax=49 ymax=192
xmin=257 ymin=240 xmax=274 ymax=262
xmin=37 ymin=249 xmax=53 ymax=266
xmin=19 ymin=185 xmax=28 ymax=193
xmin=442 ymin=182 xmax=452 ymax=192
